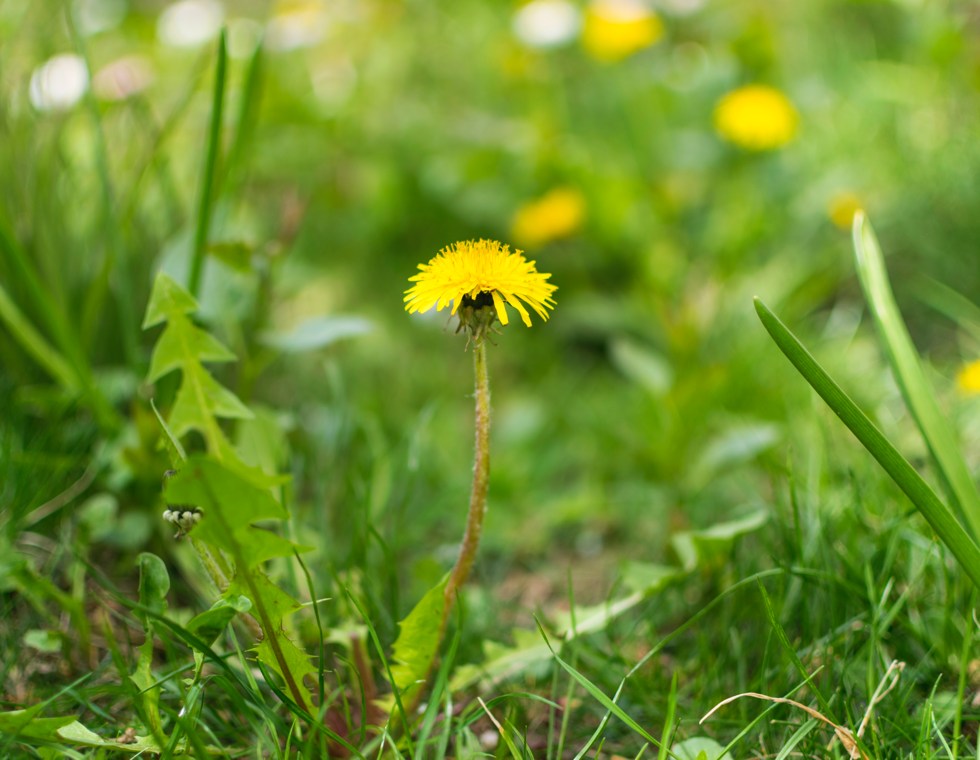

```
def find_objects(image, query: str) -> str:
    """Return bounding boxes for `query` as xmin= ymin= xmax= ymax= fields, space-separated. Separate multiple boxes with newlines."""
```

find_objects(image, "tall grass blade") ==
xmin=754 ymin=297 xmax=980 ymax=590
xmin=852 ymin=213 xmax=980 ymax=541
xmin=188 ymin=29 xmax=228 ymax=297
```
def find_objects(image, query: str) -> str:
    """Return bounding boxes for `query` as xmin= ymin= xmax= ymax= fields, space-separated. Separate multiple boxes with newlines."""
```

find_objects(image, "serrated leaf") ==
xmin=452 ymin=564 xmax=686 ymax=693
xmin=167 ymin=366 xmax=253 ymax=440
xmin=142 ymin=272 xmax=198 ymax=329
xmin=689 ymin=423 xmax=781 ymax=485
xmin=389 ymin=575 xmax=448 ymax=698
xmin=260 ymin=315 xmax=373 ymax=353
xmin=166 ymin=456 xmax=316 ymax=713
xmin=147 ymin=319 xmax=235 ymax=383
xmin=187 ymin=595 xmax=251 ymax=648
xmin=0 ymin=708 xmax=161 ymax=754
xmin=671 ymin=511 xmax=768 ymax=573
xmin=671 ymin=737 xmax=734 ymax=760
xmin=167 ymin=456 xmax=286 ymax=525
xmin=23 ymin=629 xmax=62 ymax=653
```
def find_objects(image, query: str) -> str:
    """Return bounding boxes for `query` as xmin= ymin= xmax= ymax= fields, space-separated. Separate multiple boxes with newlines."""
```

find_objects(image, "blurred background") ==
xmin=2 ymin=0 xmax=980 ymax=620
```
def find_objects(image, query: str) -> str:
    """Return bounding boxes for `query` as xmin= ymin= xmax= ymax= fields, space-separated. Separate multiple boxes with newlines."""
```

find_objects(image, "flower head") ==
xmin=404 ymin=239 xmax=557 ymax=330
xmin=958 ymin=360 xmax=980 ymax=395
xmin=582 ymin=0 xmax=663 ymax=62
xmin=713 ymin=84 xmax=798 ymax=151
xmin=511 ymin=187 xmax=586 ymax=247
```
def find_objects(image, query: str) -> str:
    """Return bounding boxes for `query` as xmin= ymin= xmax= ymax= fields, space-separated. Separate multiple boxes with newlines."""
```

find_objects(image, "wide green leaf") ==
xmin=389 ymin=574 xmax=449 ymax=699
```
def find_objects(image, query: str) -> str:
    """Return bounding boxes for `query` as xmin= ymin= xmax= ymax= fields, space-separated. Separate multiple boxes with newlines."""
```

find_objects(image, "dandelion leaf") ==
xmin=388 ymin=574 xmax=449 ymax=698
xmin=142 ymin=272 xmax=252 ymax=455
xmin=165 ymin=456 xmax=316 ymax=712
xmin=0 ymin=707 xmax=162 ymax=754
xmin=671 ymin=737 xmax=734 ymax=760
xmin=671 ymin=510 xmax=768 ymax=572
xmin=132 ymin=553 xmax=170 ymax=737
xmin=142 ymin=272 xmax=197 ymax=329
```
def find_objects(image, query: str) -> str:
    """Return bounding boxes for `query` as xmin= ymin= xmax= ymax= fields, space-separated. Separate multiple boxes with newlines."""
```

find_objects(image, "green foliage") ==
xmin=755 ymin=297 xmax=980 ymax=589
xmin=852 ymin=213 xmax=980 ymax=539
xmin=143 ymin=272 xmax=252 ymax=458
xmin=132 ymin=553 xmax=169 ymax=738
xmin=387 ymin=574 xmax=449 ymax=699
xmin=0 ymin=706 xmax=160 ymax=755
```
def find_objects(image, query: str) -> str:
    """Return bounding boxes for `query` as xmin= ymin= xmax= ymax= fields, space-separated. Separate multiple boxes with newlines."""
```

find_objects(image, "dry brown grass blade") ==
xmin=700 ymin=692 xmax=866 ymax=760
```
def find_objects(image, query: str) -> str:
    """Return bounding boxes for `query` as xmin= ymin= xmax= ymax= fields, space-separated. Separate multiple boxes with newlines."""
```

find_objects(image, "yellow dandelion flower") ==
xmin=404 ymin=239 xmax=557 ymax=328
xmin=713 ymin=84 xmax=798 ymax=151
xmin=582 ymin=0 xmax=663 ymax=63
xmin=828 ymin=192 xmax=863 ymax=230
xmin=957 ymin=360 xmax=980 ymax=395
xmin=511 ymin=187 xmax=586 ymax=247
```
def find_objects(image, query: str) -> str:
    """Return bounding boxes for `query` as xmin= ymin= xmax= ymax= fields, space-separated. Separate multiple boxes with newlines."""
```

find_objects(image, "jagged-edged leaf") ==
xmin=168 ymin=366 xmax=253 ymax=440
xmin=142 ymin=272 xmax=198 ymax=329
xmin=165 ymin=457 xmax=298 ymax=568
xmin=671 ymin=737 xmax=734 ymax=760
xmin=452 ymin=565 xmax=686 ymax=692
xmin=0 ymin=708 xmax=161 ymax=754
xmin=142 ymin=271 xmax=252 ymax=455
xmin=450 ymin=627 xmax=552 ymax=693
xmin=389 ymin=575 xmax=448 ymax=698
xmin=147 ymin=320 xmax=235 ymax=383
xmin=187 ymin=595 xmax=251 ymax=648
xmin=671 ymin=511 xmax=768 ymax=572
xmin=689 ymin=423 xmax=781 ymax=485
xmin=260 ymin=315 xmax=372 ymax=353
xmin=166 ymin=457 xmax=317 ymax=712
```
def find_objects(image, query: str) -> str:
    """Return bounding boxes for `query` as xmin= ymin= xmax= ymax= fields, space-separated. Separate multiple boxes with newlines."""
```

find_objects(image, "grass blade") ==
xmin=852 ymin=212 xmax=980 ymax=541
xmin=754 ymin=297 xmax=980 ymax=590
xmin=188 ymin=28 xmax=228 ymax=297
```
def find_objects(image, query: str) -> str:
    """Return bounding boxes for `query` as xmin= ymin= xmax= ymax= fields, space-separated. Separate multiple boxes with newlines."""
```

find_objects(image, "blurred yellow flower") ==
xmin=713 ymin=84 xmax=798 ymax=151
xmin=957 ymin=360 xmax=980 ymax=395
xmin=582 ymin=0 xmax=663 ymax=62
xmin=828 ymin=192 xmax=863 ymax=230
xmin=405 ymin=239 xmax=557 ymax=327
xmin=511 ymin=187 xmax=586 ymax=247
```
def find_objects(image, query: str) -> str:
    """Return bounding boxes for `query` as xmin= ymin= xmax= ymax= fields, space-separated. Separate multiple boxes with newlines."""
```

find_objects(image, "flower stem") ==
xmin=443 ymin=337 xmax=491 ymax=625
xmin=400 ymin=338 xmax=491 ymax=725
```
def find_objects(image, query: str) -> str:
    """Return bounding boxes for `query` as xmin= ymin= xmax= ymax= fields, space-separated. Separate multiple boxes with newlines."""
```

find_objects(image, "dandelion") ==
xmin=403 ymin=239 xmax=555 ymax=710
xmin=828 ymin=191 xmax=863 ymax=231
xmin=582 ymin=0 xmax=663 ymax=62
xmin=713 ymin=84 xmax=798 ymax=151
xmin=511 ymin=187 xmax=586 ymax=248
xmin=404 ymin=239 xmax=557 ymax=331
xmin=958 ymin=360 xmax=980 ymax=395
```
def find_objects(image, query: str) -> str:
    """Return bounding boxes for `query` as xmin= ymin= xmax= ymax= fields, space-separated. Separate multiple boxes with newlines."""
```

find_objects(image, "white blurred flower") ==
xmin=513 ymin=0 xmax=580 ymax=49
xmin=266 ymin=0 xmax=328 ymax=52
xmin=92 ymin=56 xmax=154 ymax=101
xmin=29 ymin=54 xmax=89 ymax=112
xmin=157 ymin=0 xmax=224 ymax=48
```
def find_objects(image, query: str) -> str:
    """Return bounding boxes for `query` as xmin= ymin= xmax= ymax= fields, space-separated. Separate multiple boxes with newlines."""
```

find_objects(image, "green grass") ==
xmin=2 ymin=0 xmax=980 ymax=757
